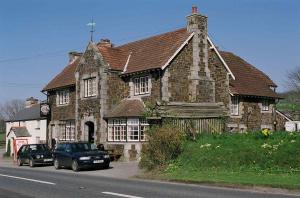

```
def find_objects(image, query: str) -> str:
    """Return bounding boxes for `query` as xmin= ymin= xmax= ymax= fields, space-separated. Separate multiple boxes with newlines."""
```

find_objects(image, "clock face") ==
xmin=40 ymin=104 xmax=50 ymax=115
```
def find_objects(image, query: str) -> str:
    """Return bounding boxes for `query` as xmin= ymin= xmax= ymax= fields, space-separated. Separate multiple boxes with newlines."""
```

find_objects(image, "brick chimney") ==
xmin=25 ymin=97 xmax=39 ymax=108
xmin=68 ymin=51 xmax=82 ymax=63
xmin=97 ymin=39 xmax=113 ymax=47
xmin=186 ymin=6 xmax=215 ymax=103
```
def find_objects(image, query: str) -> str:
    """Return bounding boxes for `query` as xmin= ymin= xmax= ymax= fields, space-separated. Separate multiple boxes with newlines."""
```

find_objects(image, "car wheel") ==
xmin=104 ymin=163 xmax=110 ymax=169
xmin=71 ymin=160 xmax=79 ymax=172
xmin=54 ymin=159 xmax=61 ymax=169
xmin=29 ymin=159 xmax=35 ymax=168
xmin=17 ymin=158 xmax=22 ymax=166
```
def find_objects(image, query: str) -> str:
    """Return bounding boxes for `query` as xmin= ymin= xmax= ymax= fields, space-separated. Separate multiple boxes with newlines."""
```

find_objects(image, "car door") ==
xmin=23 ymin=146 xmax=30 ymax=164
xmin=54 ymin=143 xmax=65 ymax=166
xmin=63 ymin=144 xmax=73 ymax=167
xmin=18 ymin=145 xmax=26 ymax=163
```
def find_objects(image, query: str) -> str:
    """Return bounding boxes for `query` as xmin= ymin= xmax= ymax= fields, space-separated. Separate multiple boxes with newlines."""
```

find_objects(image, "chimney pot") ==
xmin=98 ymin=38 xmax=113 ymax=47
xmin=25 ymin=97 xmax=39 ymax=108
xmin=68 ymin=51 xmax=82 ymax=63
xmin=192 ymin=5 xmax=198 ymax=14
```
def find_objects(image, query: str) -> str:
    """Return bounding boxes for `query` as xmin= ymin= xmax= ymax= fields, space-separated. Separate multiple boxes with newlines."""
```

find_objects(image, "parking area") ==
xmin=0 ymin=148 xmax=142 ymax=179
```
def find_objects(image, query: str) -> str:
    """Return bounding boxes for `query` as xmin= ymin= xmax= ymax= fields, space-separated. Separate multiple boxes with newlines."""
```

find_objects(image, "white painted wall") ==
xmin=5 ymin=119 xmax=47 ymax=155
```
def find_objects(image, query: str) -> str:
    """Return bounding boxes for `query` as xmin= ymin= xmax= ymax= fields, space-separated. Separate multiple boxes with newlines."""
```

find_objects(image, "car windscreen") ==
xmin=71 ymin=143 xmax=97 ymax=152
xmin=30 ymin=144 xmax=50 ymax=152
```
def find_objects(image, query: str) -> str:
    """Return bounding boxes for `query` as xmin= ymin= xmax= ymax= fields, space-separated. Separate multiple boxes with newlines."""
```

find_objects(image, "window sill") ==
xmin=57 ymin=104 xmax=69 ymax=107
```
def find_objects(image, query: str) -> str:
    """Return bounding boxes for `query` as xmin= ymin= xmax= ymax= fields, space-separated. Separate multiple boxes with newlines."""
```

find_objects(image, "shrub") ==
xmin=3 ymin=139 xmax=11 ymax=158
xmin=139 ymin=124 xmax=185 ymax=170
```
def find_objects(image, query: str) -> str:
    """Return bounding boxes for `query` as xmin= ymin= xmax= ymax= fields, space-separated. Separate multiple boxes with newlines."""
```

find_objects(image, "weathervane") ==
xmin=87 ymin=18 xmax=96 ymax=42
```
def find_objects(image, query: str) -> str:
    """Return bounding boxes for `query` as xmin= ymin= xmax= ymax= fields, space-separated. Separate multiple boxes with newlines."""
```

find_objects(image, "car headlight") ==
xmin=79 ymin=156 xmax=91 ymax=160
xmin=36 ymin=155 xmax=40 ymax=159
xmin=104 ymin=155 xmax=110 ymax=159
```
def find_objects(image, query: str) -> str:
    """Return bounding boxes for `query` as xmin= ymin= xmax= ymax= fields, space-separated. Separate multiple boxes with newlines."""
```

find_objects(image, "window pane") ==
xmin=134 ymin=78 xmax=140 ymax=95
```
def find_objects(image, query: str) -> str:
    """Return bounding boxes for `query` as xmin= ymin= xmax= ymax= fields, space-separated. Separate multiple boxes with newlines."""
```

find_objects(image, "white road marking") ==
xmin=0 ymin=173 xmax=56 ymax=185
xmin=102 ymin=192 xmax=143 ymax=198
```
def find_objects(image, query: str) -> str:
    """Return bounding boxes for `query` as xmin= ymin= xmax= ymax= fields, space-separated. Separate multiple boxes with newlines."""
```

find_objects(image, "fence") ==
xmin=165 ymin=117 xmax=225 ymax=133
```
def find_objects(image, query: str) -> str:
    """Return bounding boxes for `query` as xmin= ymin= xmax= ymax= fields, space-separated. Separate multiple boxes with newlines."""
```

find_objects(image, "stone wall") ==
xmin=208 ymin=49 xmax=230 ymax=109
xmin=167 ymin=42 xmax=192 ymax=102
xmin=229 ymin=97 xmax=276 ymax=131
xmin=107 ymin=72 xmax=129 ymax=110
xmin=48 ymin=87 xmax=76 ymax=121
xmin=75 ymin=43 xmax=108 ymax=143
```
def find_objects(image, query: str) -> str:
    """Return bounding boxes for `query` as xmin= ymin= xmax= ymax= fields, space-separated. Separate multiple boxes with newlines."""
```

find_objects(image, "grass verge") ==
xmin=141 ymin=131 xmax=300 ymax=189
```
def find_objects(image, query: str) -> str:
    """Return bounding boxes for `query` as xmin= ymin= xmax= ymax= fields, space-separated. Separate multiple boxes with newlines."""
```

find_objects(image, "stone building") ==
xmin=42 ymin=6 xmax=284 ymax=160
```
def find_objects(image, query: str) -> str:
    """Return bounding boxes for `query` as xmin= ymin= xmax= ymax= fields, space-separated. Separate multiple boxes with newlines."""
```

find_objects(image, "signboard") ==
xmin=40 ymin=103 xmax=50 ymax=117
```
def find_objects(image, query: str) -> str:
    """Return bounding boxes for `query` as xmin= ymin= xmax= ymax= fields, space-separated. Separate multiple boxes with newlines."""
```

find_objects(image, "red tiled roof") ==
xmin=105 ymin=99 xmax=145 ymax=118
xmin=98 ymin=46 xmax=128 ymax=71
xmin=43 ymin=58 xmax=79 ymax=91
xmin=99 ymin=28 xmax=192 ymax=73
xmin=220 ymin=51 xmax=279 ymax=98
xmin=43 ymin=28 xmax=279 ymax=99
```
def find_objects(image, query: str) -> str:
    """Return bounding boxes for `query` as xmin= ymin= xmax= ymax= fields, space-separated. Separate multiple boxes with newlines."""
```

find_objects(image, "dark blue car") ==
xmin=53 ymin=142 xmax=110 ymax=171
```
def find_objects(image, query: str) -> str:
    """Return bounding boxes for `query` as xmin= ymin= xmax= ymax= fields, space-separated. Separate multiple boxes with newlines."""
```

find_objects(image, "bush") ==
xmin=139 ymin=124 xmax=186 ymax=170
xmin=3 ymin=139 xmax=11 ymax=158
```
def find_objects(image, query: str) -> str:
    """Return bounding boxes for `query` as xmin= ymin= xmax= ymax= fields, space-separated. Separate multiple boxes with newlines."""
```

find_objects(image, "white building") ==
xmin=5 ymin=97 xmax=47 ymax=156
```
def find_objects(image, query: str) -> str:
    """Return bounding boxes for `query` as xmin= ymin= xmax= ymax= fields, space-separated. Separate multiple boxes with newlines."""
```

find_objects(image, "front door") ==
xmin=85 ymin=122 xmax=95 ymax=143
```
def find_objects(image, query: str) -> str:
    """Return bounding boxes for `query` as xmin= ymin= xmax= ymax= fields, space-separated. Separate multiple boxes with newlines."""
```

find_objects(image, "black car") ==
xmin=17 ymin=144 xmax=53 ymax=167
xmin=53 ymin=142 xmax=110 ymax=171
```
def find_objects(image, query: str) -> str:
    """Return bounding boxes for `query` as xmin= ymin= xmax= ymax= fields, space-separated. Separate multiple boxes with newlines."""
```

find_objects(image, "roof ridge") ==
xmin=115 ymin=27 xmax=187 ymax=49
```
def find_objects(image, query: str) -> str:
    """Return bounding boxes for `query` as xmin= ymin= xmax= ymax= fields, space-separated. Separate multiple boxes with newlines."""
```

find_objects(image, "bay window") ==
xmin=108 ymin=118 xmax=149 ymax=142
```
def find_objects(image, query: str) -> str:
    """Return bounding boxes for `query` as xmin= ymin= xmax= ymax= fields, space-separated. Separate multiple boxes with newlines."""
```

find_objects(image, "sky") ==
xmin=0 ymin=0 xmax=299 ymax=103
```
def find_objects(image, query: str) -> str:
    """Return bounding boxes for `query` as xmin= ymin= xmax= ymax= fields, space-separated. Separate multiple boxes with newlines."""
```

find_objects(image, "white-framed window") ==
xmin=230 ymin=96 xmax=239 ymax=116
xmin=57 ymin=90 xmax=69 ymax=105
xmin=262 ymin=99 xmax=269 ymax=111
xmin=108 ymin=119 xmax=126 ymax=142
xmin=127 ymin=119 xmax=139 ymax=141
xmin=134 ymin=76 xmax=149 ymax=95
xmin=59 ymin=121 xmax=75 ymax=141
xmin=84 ymin=77 xmax=97 ymax=98
xmin=107 ymin=118 xmax=149 ymax=142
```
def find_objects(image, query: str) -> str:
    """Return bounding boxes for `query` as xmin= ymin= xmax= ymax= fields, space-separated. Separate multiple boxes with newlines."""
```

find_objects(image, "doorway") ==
xmin=85 ymin=121 xmax=95 ymax=143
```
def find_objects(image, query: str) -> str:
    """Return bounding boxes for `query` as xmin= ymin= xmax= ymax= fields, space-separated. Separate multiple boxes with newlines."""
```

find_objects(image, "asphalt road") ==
xmin=0 ymin=166 xmax=299 ymax=198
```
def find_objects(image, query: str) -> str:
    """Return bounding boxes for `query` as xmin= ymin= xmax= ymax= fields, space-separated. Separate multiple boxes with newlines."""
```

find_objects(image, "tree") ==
xmin=0 ymin=99 xmax=25 ymax=120
xmin=287 ymin=67 xmax=300 ymax=92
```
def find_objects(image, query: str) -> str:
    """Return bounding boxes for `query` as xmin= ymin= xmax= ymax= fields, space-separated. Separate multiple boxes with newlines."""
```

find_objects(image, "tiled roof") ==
xmin=105 ymin=99 xmax=145 ymax=118
xmin=113 ymin=28 xmax=192 ymax=74
xmin=220 ymin=51 xmax=279 ymax=98
xmin=8 ymin=127 xmax=31 ymax=137
xmin=8 ymin=104 xmax=46 ymax=122
xmin=43 ymin=58 xmax=79 ymax=91
xmin=43 ymin=28 xmax=279 ymax=99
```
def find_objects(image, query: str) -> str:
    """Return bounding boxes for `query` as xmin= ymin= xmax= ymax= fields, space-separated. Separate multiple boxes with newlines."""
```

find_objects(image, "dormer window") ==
xmin=134 ymin=76 xmax=149 ymax=95
xmin=57 ymin=90 xmax=69 ymax=105
xmin=262 ymin=99 xmax=269 ymax=111
xmin=84 ymin=77 xmax=96 ymax=97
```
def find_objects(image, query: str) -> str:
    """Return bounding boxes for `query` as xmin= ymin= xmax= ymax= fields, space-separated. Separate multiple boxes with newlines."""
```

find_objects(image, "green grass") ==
xmin=0 ymin=132 xmax=4 ymax=142
xmin=276 ymin=103 xmax=300 ymax=111
xmin=154 ymin=132 xmax=300 ymax=189
xmin=0 ymin=132 xmax=5 ymax=149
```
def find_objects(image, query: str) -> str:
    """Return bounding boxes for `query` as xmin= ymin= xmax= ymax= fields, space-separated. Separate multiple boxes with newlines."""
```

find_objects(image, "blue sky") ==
xmin=0 ymin=0 xmax=299 ymax=103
